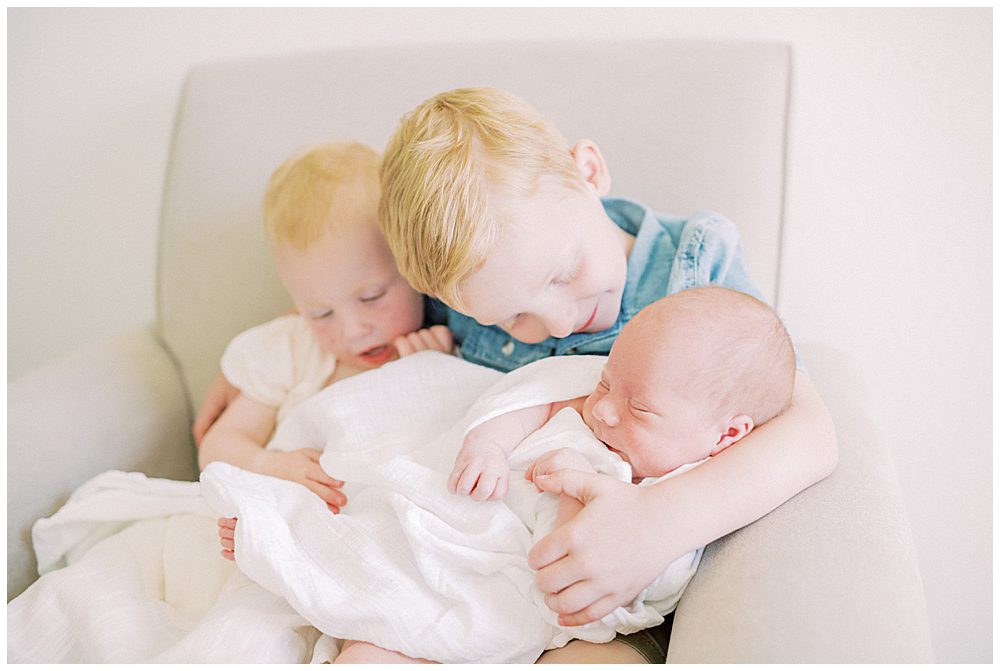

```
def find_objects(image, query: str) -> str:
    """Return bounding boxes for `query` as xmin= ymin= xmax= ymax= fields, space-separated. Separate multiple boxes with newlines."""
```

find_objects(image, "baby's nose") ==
xmin=593 ymin=398 xmax=619 ymax=427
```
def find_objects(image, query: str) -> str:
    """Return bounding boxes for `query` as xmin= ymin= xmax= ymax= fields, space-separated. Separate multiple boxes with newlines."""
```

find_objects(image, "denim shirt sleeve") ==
xmin=667 ymin=211 xmax=806 ymax=372
xmin=666 ymin=211 xmax=765 ymax=302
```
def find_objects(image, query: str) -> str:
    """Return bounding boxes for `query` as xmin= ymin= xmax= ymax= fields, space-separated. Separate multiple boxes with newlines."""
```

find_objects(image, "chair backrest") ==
xmin=157 ymin=39 xmax=791 ymax=411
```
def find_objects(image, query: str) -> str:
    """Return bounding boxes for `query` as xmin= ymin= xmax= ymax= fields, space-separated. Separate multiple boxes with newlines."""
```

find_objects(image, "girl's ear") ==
xmin=711 ymin=414 xmax=755 ymax=455
xmin=570 ymin=139 xmax=611 ymax=196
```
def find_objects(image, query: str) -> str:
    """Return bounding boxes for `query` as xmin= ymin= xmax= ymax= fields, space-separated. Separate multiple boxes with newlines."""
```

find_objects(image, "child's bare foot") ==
xmin=217 ymin=517 xmax=237 ymax=560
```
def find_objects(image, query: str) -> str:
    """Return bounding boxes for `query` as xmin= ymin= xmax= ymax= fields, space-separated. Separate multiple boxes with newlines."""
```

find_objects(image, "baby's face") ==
xmin=455 ymin=181 xmax=630 ymax=343
xmin=580 ymin=328 xmax=721 ymax=479
xmin=274 ymin=219 xmax=424 ymax=371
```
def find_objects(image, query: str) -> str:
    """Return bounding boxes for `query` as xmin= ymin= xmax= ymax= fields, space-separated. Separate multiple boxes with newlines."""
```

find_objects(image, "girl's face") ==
xmin=274 ymin=221 xmax=424 ymax=371
xmin=456 ymin=181 xmax=633 ymax=344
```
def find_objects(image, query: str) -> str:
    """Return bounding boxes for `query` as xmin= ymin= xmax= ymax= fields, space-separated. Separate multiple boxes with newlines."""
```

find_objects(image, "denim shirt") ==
xmin=436 ymin=196 xmax=767 ymax=373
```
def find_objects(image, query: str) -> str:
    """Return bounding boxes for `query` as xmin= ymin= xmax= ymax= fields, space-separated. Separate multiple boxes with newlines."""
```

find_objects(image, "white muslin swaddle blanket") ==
xmin=201 ymin=351 xmax=702 ymax=664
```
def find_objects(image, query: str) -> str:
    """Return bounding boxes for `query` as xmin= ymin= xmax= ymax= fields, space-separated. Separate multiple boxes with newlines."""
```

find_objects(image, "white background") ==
xmin=7 ymin=8 xmax=992 ymax=662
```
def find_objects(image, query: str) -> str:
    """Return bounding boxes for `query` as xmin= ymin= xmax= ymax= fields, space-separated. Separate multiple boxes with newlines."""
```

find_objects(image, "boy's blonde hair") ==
xmin=264 ymin=142 xmax=381 ymax=250
xmin=379 ymin=87 xmax=585 ymax=307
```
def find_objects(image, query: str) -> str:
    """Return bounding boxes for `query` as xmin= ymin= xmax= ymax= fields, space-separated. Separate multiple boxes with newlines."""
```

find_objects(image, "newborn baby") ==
xmin=204 ymin=286 xmax=795 ymax=663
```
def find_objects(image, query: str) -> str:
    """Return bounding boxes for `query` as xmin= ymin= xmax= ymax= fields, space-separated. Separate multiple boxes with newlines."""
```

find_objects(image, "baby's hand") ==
xmin=448 ymin=439 xmax=510 ymax=502
xmin=255 ymin=449 xmax=347 ymax=513
xmin=218 ymin=517 xmax=237 ymax=560
xmin=526 ymin=448 xmax=596 ymax=489
xmin=394 ymin=325 xmax=454 ymax=357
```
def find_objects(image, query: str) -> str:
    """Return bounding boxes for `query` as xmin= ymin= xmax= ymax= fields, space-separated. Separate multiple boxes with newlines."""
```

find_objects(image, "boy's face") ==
xmin=580 ymin=322 xmax=722 ymax=479
xmin=274 ymin=219 xmax=424 ymax=371
xmin=456 ymin=181 xmax=631 ymax=344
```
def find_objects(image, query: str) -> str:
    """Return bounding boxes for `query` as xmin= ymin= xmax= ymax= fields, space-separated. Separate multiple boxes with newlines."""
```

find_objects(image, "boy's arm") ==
xmin=448 ymin=402 xmax=554 ymax=501
xmin=199 ymin=394 xmax=347 ymax=512
xmin=530 ymin=372 xmax=838 ymax=626
xmin=525 ymin=447 xmax=598 ymax=528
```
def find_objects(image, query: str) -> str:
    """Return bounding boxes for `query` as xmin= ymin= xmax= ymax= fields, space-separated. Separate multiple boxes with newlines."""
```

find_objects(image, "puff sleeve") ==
xmin=220 ymin=315 xmax=336 ymax=422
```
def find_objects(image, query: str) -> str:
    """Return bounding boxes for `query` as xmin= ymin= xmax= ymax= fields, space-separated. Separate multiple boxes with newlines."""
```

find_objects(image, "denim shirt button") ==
xmin=501 ymin=340 xmax=515 ymax=356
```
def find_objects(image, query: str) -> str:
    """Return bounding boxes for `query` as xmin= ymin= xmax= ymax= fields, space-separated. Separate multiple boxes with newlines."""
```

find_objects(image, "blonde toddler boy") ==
xmin=379 ymin=87 xmax=837 ymax=663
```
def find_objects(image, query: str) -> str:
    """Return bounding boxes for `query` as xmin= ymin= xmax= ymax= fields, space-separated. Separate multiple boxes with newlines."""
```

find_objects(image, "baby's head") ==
xmin=264 ymin=142 xmax=424 ymax=370
xmin=380 ymin=87 xmax=628 ymax=343
xmin=581 ymin=286 xmax=796 ymax=479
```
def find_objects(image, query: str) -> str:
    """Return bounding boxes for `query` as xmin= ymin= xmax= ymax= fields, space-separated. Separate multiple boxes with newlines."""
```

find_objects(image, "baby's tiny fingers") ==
xmin=394 ymin=335 xmax=415 ymax=357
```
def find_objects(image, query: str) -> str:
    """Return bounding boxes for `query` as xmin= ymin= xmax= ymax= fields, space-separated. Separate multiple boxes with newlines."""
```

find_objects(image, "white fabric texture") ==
xmin=220 ymin=314 xmax=335 ymax=424
xmin=6 ymin=317 xmax=340 ymax=663
xmin=201 ymin=351 xmax=702 ymax=664
xmin=6 ymin=471 xmax=335 ymax=663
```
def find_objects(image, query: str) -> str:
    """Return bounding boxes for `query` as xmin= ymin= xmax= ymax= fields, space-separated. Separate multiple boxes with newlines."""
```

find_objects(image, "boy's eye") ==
xmin=361 ymin=290 xmax=387 ymax=303
xmin=551 ymin=262 xmax=580 ymax=287
xmin=312 ymin=310 xmax=333 ymax=321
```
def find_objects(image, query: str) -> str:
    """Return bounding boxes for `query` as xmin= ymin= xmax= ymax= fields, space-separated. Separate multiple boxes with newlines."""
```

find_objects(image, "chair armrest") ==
xmin=7 ymin=326 xmax=197 ymax=600
xmin=667 ymin=342 xmax=934 ymax=662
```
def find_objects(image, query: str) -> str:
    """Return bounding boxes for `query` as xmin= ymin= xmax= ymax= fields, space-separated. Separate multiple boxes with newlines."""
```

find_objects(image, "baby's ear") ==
xmin=712 ymin=414 xmax=754 ymax=454
xmin=570 ymin=139 xmax=611 ymax=196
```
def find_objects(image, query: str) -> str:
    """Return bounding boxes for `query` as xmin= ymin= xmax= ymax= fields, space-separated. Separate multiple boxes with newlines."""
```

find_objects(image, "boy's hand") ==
xmin=448 ymin=439 xmax=510 ymax=501
xmin=528 ymin=470 xmax=664 ymax=626
xmin=255 ymin=449 xmax=348 ymax=513
xmin=193 ymin=372 xmax=240 ymax=446
xmin=525 ymin=448 xmax=595 ymax=488
xmin=218 ymin=517 xmax=237 ymax=560
xmin=394 ymin=325 xmax=454 ymax=357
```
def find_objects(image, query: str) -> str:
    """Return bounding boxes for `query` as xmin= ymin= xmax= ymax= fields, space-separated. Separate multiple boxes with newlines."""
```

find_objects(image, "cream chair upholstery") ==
xmin=7 ymin=40 xmax=934 ymax=662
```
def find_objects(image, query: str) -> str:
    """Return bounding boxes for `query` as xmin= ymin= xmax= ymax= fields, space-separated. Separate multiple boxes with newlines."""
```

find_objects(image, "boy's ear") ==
xmin=570 ymin=139 xmax=611 ymax=196
xmin=711 ymin=414 xmax=754 ymax=455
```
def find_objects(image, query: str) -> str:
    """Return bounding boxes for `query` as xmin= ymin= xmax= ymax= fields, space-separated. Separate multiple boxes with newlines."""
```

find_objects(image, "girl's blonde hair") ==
xmin=264 ymin=142 xmax=381 ymax=250
xmin=379 ymin=87 xmax=585 ymax=307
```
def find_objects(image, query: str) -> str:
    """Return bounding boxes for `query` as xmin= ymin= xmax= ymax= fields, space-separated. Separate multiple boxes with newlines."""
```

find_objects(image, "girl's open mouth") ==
xmin=358 ymin=344 xmax=395 ymax=366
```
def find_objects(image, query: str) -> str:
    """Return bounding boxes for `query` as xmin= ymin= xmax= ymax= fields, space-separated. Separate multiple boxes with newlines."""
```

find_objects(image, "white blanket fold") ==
xmin=201 ymin=352 xmax=700 ymax=664
xmin=9 ymin=352 xmax=698 ymax=664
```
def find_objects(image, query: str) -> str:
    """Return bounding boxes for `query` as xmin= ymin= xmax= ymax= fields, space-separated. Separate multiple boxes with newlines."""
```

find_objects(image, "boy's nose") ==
xmin=543 ymin=306 xmax=577 ymax=339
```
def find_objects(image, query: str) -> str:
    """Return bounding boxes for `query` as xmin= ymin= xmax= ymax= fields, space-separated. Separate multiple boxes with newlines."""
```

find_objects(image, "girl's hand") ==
xmin=525 ymin=448 xmax=595 ymax=489
xmin=394 ymin=325 xmax=454 ymax=357
xmin=193 ymin=372 xmax=240 ymax=446
xmin=256 ymin=449 xmax=348 ymax=513
xmin=529 ymin=469 xmax=666 ymax=626
xmin=217 ymin=517 xmax=237 ymax=560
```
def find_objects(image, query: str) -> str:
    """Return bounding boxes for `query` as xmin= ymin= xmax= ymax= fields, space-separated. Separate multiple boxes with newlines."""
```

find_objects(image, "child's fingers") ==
xmin=218 ymin=525 xmax=235 ymax=542
xmin=219 ymin=536 xmax=235 ymax=551
xmin=306 ymin=464 xmax=345 ymax=489
xmin=490 ymin=473 xmax=510 ymax=501
xmin=417 ymin=329 xmax=441 ymax=351
xmin=217 ymin=517 xmax=237 ymax=530
xmin=306 ymin=481 xmax=348 ymax=508
xmin=394 ymin=334 xmax=415 ymax=357
xmin=221 ymin=549 xmax=235 ymax=561
xmin=470 ymin=475 xmax=498 ymax=501
xmin=455 ymin=464 xmax=484 ymax=497
xmin=446 ymin=464 xmax=464 ymax=495
xmin=429 ymin=325 xmax=454 ymax=351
